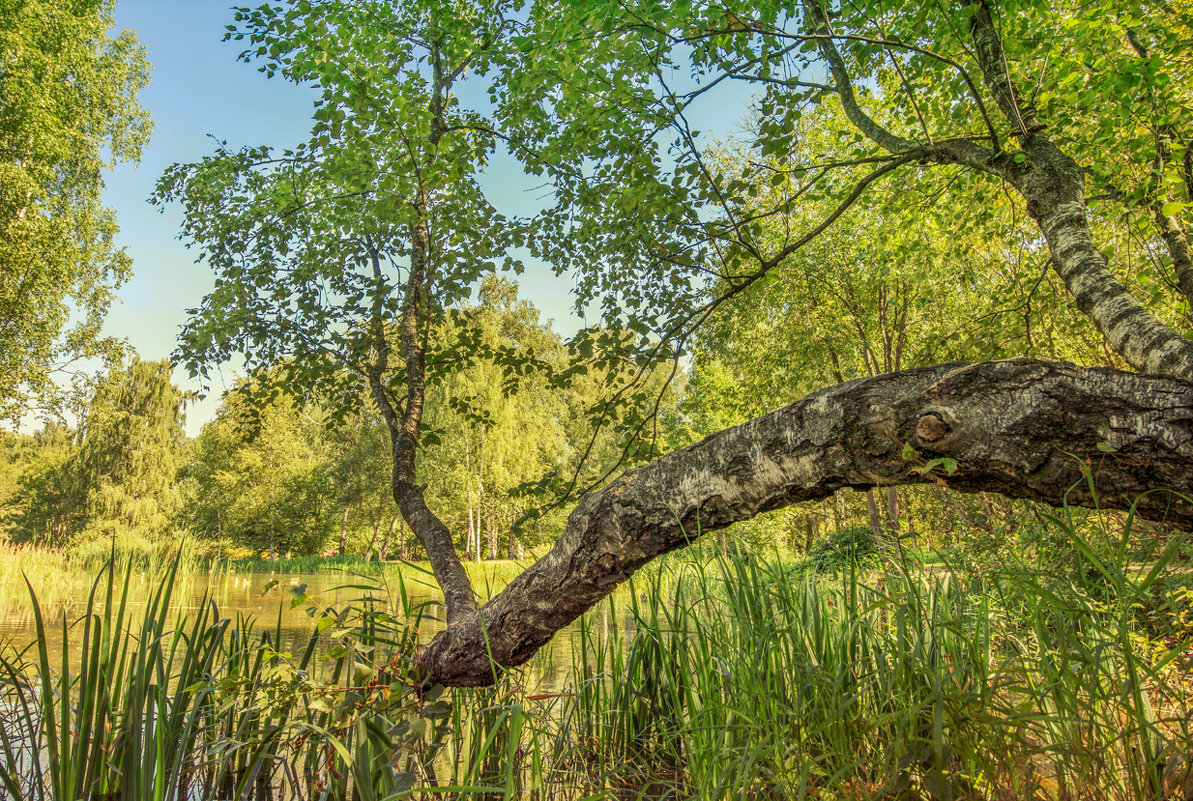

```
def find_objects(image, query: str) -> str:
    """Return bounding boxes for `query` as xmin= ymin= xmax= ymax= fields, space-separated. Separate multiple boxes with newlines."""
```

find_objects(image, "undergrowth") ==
xmin=0 ymin=502 xmax=1189 ymax=799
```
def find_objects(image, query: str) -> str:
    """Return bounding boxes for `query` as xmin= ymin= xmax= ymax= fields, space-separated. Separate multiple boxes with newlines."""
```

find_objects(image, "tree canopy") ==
xmin=0 ymin=0 xmax=151 ymax=424
xmin=144 ymin=0 xmax=1193 ymax=686
xmin=494 ymin=0 xmax=1191 ymax=381
xmin=418 ymin=0 xmax=1193 ymax=684
xmin=12 ymin=358 xmax=185 ymax=555
xmin=156 ymin=0 xmax=537 ymax=622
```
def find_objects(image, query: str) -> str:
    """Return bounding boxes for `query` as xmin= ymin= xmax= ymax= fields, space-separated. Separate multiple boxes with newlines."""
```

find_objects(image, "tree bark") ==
xmin=865 ymin=489 xmax=882 ymax=541
xmin=418 ymin=359 xmax=1193 ymax=686
xmin=964 ymin=3 xmax=1193 ymax=376
xmin=380 ymin=516 xmax=396 ymax=561
xmin=394 ymin=517 xmax=405 ymax=562
xmin=365 ymin=231 xmax=476 ymax=622
xmin=339 ymin=506 xmax=349 ymax=557
xmin=885 ymin=486 xmax=900 ymax=537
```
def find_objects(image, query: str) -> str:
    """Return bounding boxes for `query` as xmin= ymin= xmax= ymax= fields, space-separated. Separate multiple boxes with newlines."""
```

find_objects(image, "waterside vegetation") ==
xmin=6 ymin=0 xmax=1193 ymax=796
xmin=0 ymin=504 xmax=1190 ymax=799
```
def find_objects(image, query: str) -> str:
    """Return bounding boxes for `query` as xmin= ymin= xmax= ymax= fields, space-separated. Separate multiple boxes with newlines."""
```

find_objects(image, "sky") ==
xmin=98 ymin=1 xmax=747 ymax=436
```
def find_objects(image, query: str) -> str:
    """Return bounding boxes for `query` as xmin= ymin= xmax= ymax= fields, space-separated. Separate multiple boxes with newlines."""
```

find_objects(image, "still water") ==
xmin=0 ymin=568 xmax=625 ymax=692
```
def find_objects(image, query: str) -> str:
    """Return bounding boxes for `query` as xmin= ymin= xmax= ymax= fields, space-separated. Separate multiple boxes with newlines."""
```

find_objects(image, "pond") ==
xmin=0 ymin=566 xmax=628 ymax=693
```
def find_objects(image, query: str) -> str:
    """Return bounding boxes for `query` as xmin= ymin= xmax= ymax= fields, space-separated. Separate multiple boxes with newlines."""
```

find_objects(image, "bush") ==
xmin=809 ymin=525 xmax=877 ymax=571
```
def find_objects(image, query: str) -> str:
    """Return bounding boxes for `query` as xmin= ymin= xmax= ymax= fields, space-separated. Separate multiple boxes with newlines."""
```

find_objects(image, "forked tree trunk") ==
xmin=418 ymin=359 xmax=1193 ymax=686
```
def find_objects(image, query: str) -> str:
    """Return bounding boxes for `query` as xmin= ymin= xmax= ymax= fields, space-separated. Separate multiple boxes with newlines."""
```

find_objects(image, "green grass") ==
xmin=0 ymin=508 xmax=1190 ymax=799
xmin=556 ymin=513 xmax=1193 ymax=800
xmin=0 ymin=555 xmax=546 ymax=799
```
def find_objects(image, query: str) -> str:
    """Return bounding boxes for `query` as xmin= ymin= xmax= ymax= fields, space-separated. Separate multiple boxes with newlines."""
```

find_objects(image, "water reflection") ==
xmin=0 ymin=570 xmax=635 ymax=693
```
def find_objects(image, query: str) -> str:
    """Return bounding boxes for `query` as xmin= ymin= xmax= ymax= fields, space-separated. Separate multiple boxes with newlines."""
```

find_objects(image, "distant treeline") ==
xmin=0 ymin=279 xmax=649 ymax=561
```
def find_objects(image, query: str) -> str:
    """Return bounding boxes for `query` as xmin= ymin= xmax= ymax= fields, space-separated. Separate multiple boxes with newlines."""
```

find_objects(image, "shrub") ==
xmin=809 ymin=524 xmax=877 ymax=571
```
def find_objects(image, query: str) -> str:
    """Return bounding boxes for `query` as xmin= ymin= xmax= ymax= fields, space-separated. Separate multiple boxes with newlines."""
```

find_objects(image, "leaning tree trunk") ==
xmin=418 ymin=359 xmax=1193 ymax=686
xmin=805 ymin=0 xmax=1193 ymax=379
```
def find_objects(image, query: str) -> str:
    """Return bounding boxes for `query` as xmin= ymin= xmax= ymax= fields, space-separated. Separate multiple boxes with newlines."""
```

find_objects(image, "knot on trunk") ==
xmin=916 ymin=413 xmax=950 ymax=443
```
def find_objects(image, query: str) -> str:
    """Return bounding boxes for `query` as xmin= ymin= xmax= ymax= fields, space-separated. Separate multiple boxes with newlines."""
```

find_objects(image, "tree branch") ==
xmin=419 ymin=358 xmax=1193 ymax=686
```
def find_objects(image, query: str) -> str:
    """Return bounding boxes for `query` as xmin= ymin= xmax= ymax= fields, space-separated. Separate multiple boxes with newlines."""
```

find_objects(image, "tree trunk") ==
xmin=359 ymin=50 xmax=477 ymax=624
xmin=465 ymin=436 xmax=480 ymax=564
xmin=339 ymin=506 xmax=349 ymax=557
xmin=885 ymin=486 xmax=900 ymax=537
xmin=465 ymin=507 xmax=473 ymax=561
xmin=487 ymin=519 xmax=499 ymax=561
xmin=417 ymin=359 xmax=1193 ymax=686
xmin=507 ymin=527 xmax=518 ymax=560
xmin=365 ymin=235 xmax=476 ymax=621
xmin=369 ymin=517 xmax=382 ymax=558
xmin=380 ymin=516 xmax=396 ymax=561
xmin=806 ymin=0 xmax=1193 ymax=378
xmin=961 ymin=3 xmax=1193 ymax=376
xmin=394 ymin=517 xmax=405 ymax=562
xmin=804 ymin=513 xmax=816 ymax=552
xmin=865 ymin=489 xmax=882 ymax=541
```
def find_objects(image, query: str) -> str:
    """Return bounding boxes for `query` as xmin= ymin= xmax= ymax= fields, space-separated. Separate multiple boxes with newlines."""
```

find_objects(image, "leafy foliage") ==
xmin=12 ymin=359 xmax=185 ymax=554
xmin=154 ymin=0 xmax=524 ymax=411
xmin=182 ymin=377 xmax=335 ymax=557
xmin=0 ymin=0 xmax=151 ymax=423
xmin=809 ymin=525 xmax=878 ymax=572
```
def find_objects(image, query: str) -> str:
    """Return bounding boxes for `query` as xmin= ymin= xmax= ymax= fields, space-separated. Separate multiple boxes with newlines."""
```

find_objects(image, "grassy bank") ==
xmin=556 ymin=510 xmax=1193 ymax=800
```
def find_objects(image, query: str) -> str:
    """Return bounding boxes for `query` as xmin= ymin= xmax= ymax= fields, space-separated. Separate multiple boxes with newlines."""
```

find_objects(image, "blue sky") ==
xmin=99 ymin=1 xmax=747 ymax=435
xmin=101 ymin=0 xmax=323 ymax=434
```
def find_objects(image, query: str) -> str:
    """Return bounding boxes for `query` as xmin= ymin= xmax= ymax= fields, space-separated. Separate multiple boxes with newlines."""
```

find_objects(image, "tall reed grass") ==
xmin=555 ymin=513 xmax=1193 ymax=800
xmin=0 ymin=506 xmax=1189 ymax=799
xmin=0 ymin=557 xmax=541 ymax=799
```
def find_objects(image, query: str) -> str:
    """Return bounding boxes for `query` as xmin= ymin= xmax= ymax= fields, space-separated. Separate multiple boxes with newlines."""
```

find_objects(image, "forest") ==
xmin=1 ymin=0 xmax=1193 ymax=798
